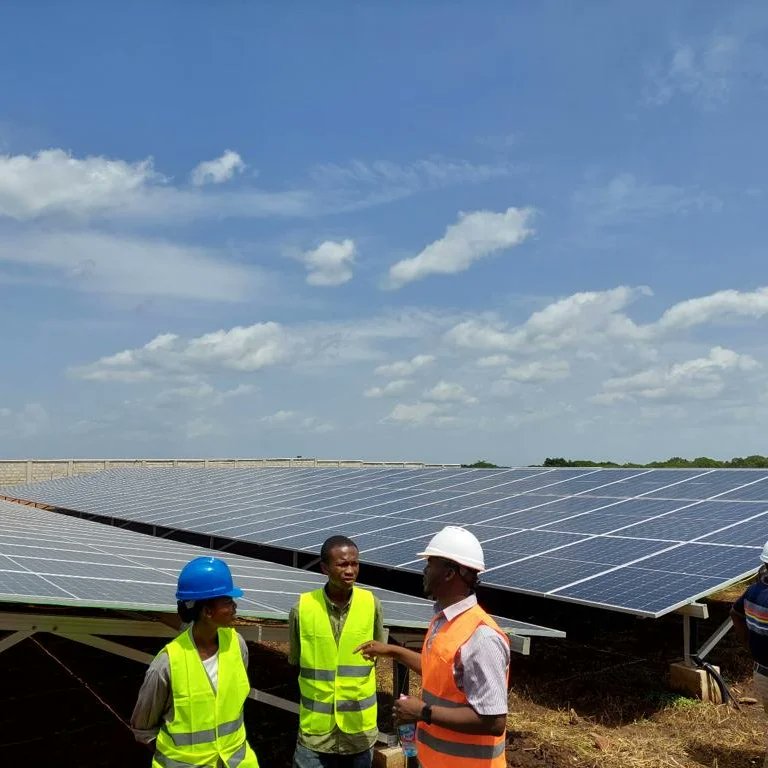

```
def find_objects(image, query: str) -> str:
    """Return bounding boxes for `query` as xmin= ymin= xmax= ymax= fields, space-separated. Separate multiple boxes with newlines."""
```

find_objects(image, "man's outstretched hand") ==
xmin=354 ymin=640 xmax=393 ymax=661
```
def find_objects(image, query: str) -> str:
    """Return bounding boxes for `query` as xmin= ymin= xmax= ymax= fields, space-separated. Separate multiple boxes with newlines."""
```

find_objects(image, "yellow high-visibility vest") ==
xmin=153 ymin=627 xmax=259 ymax=768
xmin=298 ymin=587 xmax=377 ymax=735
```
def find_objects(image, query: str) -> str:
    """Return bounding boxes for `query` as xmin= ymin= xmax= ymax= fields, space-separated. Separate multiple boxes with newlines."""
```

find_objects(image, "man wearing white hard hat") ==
xmin=732 ymin=541 xmax=768 ymax=766
xmin=356 ymin=526 xmax=510 ymax=768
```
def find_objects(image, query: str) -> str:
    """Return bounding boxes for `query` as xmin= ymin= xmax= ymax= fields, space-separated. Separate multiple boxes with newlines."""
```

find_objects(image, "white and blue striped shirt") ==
xmin=426 ymin=594 xmax=510 ymax=716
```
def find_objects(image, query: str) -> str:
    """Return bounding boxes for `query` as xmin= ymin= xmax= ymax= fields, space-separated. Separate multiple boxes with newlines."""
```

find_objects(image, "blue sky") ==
xmin=1 ymin=2 xmax=768 ymax=465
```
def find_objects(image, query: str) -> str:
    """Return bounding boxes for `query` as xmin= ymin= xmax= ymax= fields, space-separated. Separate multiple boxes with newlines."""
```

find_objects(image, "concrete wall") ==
xmin=0 ymin=458 xmax=459 ymax=485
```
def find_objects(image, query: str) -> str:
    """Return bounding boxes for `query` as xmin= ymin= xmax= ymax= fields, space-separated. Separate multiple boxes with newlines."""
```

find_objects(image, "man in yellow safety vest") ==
xmin=289 ymin=535 xmax=387 ymax=768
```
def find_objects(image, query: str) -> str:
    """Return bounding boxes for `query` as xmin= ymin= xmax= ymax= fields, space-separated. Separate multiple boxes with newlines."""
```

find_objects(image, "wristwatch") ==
xmin=420 ymin=703 xmax=433 ymax=724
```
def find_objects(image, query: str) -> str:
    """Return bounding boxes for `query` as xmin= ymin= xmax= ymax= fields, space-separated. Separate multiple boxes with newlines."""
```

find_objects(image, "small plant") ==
xmin=644 ymin=691 xmax=700 ymax=710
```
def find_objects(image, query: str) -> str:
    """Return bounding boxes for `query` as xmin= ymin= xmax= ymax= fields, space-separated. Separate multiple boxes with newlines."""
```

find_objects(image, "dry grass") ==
xmin=505 ymin=691 xmax=765 ymax=768
xmin=497 ymin=580 xmax=766 ymax=768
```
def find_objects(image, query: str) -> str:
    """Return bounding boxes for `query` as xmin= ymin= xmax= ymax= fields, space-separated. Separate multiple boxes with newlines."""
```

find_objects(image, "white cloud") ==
xmin=262 ymin=409 xmax=298 ymax=423
xmin=0 ymin=230 xmax=257 ymax=301
xmin=74 ymin=322 xmax=295 ymax=382
xmin=261 ymin=409 xmax=333 ymax=433
xmin=595 ymin=346 xmax=759 ymax=403
xmin=299 ymin=239 xmax=356 ymax=286
xmin=156 ymin=382 xmax=256 ymax=407
xmin=0 ymin=148 xmax=509 ymax=223
xmin=446 ymin=286 xmax=649 ymax=353
xmin=375 ymin=354 xmax=435 ymax=378
xmin=423 ymin=381 xmax=478 ymax=404
xmin=504 ymin=360 xmax=570 ymax=383
xmin=0 ymin=149 xmax=159 ymax=220
xmin=476 ymin=354 xmax=511 ymax=367
xmin=364 ymin=379 xmax=412 ymax=398
xmin=654 ymin=287 xmax=768 ymax=331
xmin=72 ymin=313 xmax=448 ymax=384
xmin=385 ymin=402 xmax=456 ymax=427
xmin=645 ymin=36 xmax=739 ymax=108
xmin=190 ymin=150 xmax=245 ymax=186
xmin=387 ymin=207 xmax=534 ymax=288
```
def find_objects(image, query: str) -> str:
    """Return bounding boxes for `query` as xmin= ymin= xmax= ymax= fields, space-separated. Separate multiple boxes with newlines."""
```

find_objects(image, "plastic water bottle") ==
xmin=397 ymin=695 xmax=418 ymax=757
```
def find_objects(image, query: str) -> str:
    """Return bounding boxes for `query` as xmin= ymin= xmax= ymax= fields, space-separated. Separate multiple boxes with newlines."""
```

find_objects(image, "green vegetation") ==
xmin=542 ymin=455 xmax=768 ymax=469
xmin=461 ymin=460 xmax=503 ymax=468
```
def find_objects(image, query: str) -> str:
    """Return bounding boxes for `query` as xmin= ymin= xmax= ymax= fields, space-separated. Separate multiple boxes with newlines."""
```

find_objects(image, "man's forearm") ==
xmin=391 ymin=646 xmax=422 ymax=675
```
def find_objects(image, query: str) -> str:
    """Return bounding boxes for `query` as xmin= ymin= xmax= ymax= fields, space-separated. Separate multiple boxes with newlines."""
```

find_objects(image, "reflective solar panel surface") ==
xmin=0 ymin=499 xmax=560 ymax=635
xmin=5 ymin=465 xmax=766 ymax=617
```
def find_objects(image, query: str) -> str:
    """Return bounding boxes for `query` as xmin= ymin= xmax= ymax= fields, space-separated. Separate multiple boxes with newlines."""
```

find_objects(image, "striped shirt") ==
xmin=426 ymin=594 xmax=510 ymax=716
xmin=734 ymin=577 xmax=768 ymax=666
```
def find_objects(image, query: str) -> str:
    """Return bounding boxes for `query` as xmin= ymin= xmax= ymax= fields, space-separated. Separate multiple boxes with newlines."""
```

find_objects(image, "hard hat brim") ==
xmin=417 ymin=549 xmax=485 ymax=572
xmin=175 ymin=585 xmax=244 ymax=600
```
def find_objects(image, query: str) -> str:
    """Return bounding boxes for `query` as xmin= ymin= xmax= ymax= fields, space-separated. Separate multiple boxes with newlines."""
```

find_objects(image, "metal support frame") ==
xmin=0 ymin=611 xmax=299 ymax=714
xmin=676 ymin=603 xmax=708 ymax=665
xmin=0 ymin=611 xmax=405 ymax=741
xmin=695 ymin=617 xmax=734 ymax=662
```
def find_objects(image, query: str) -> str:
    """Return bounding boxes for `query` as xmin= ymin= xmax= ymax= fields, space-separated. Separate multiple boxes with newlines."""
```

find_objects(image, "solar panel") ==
xmin=4 ymin=465 xmax=766 ymax=617
xmin=0 ymin=499 xmax=558 ymax=636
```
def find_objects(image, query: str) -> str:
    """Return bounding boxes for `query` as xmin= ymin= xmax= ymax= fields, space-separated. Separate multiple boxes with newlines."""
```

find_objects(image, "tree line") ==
xmin=462 ymin=456 xmax=768 ymax=469
xmin=542 ymin=455 xmax=768 ymax=469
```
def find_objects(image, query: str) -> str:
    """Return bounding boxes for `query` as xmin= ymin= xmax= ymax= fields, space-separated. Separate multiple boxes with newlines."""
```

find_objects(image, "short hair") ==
xmin=320 ymin=535 xmax=359 ymax=564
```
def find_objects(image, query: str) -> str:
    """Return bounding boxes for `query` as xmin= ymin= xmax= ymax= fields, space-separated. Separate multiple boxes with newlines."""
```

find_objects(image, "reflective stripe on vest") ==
xmin=417 ymin=604 xmax=509 ymax=768
xmin=153 ymin=627 xmax=259 ymax=768
xmin=298 ymin=587 xmax=377 ymax=735
xmin=418 ymin=729 xmax=507 ymax=759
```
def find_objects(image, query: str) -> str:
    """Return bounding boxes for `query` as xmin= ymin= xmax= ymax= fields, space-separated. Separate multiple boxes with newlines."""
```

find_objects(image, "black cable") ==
xmin=691 ymin=655 xmax=738 ymax=708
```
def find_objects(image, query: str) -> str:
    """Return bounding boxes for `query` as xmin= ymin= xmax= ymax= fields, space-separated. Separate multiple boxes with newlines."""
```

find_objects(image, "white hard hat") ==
xmin=418 ymin=526 xmax=485 ymax=572
xmin=761 ymin=541 xmax=768 ymax=564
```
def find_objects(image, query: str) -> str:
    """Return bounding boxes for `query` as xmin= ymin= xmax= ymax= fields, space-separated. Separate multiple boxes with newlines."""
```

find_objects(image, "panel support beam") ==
xmin=695 ymin=616 xmax=734 ymax=662
xmin=0 ymin=629 xmax=35 ymax=655
xmin=675 ymin=603 xmax=709 ymax=620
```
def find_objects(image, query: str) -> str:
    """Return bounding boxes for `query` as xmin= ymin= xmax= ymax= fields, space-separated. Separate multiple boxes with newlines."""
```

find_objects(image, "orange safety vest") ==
xmin=417 ymin=604 xmax=509 ymax=768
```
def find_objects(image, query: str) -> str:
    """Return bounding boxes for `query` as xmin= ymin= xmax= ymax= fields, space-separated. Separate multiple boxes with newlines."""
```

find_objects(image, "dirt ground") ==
xmin=2 ymin=583 xmax=766 ymax=768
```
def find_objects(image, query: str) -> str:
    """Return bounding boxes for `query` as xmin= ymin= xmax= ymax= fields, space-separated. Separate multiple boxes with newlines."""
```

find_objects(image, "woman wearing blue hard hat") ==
xmin=130 ymin=556 xmax=260 ymax=767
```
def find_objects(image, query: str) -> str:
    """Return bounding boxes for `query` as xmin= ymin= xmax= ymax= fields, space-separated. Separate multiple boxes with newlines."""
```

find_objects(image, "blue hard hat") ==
xmin=176 ymin=557 xmax=244 ymax=601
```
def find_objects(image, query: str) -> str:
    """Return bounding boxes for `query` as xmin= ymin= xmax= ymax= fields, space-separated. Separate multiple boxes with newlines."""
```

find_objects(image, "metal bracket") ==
xmin=676 ymin=603 xmax=709 ymax=619
xmin=696 ymin=617 xmax=734 ymax=662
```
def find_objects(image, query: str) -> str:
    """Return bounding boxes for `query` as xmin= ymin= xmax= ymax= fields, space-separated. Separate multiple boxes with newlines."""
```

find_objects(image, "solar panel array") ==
xmin=0 ymin=498 xmax=558 ymax=635
xmin=5 ymin=465 xmax=766 ymax=617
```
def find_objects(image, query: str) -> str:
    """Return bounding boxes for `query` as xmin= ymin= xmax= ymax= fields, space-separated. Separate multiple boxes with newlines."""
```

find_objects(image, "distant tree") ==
xmin=543 ymin=457 xmax=570 ymax=467
xmin=730 ymin=455 xmax=768 ymax=468
xmin=462 ymin=460 xmax=501 ymax=468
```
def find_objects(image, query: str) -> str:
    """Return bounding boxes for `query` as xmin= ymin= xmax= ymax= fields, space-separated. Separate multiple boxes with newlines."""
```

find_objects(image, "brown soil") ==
xmin=2 ymin=581 xmax=765 ymax=767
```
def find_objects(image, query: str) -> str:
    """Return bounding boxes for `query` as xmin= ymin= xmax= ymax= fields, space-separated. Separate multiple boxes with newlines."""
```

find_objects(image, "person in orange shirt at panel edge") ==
xmin=289 ymin=534 xmax=387 ymax=768
xmin=356 ymin=526 xmax=510 ymax=768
